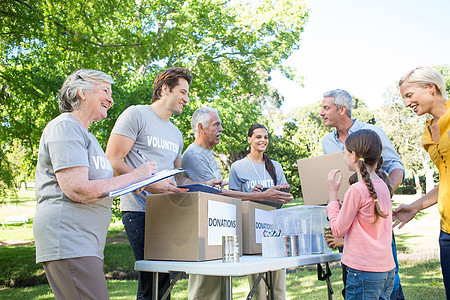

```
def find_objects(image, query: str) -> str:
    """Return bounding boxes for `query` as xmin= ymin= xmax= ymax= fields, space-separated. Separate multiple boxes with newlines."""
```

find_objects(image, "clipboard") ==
xmin=109 ymin=168 xmax=186 ymax=198
xmin=177 ymin=184 xmax=223 ymax=194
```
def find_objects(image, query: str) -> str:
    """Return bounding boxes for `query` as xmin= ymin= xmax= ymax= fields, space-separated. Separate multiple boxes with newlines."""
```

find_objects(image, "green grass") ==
xmin=0 ymin=245 xmax=46 ymax=288
xmin=283 ymin=197 xmax=304 ymax=207
xmin=0 ymin=226 xmax=34 ymax=242
xmin=107 ymin=221 xmax=128 ymax=239
xmin=0 ymin=187 xmax=35 ymax=207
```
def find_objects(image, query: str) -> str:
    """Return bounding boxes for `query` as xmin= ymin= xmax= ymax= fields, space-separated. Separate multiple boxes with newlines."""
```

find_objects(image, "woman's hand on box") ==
xmin=262 ymin=186 xmax=294 ymax=204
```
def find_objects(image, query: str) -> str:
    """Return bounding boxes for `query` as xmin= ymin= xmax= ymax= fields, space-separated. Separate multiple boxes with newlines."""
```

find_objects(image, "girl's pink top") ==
xmin=327 ymin=179 xmax=395 ymax=272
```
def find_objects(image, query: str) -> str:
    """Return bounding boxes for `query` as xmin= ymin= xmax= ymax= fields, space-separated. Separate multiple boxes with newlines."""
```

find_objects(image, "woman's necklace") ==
xmin=248 ymin=155 xmax=265 ymax=182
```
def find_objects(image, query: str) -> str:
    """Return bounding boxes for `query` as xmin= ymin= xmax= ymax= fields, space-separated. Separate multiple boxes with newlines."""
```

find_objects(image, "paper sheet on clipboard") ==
xmin=109 ymin=169 xmax=186 ymax=198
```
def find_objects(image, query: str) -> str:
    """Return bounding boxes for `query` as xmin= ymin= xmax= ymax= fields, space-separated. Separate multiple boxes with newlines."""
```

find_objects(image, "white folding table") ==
xmin=135 ymin=252 xmax=341 ymax=300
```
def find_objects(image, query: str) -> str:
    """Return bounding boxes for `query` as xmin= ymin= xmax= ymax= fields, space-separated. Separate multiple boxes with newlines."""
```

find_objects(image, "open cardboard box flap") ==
xmin=297 ymin=151 xmax=354 ymax=205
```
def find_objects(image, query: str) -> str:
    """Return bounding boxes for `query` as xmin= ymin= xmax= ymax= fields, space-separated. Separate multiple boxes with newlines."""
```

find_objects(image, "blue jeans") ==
xmin=341 ymin=233 xmax=404 ymax=299
xmin=439 ymin=230 xmax=450 ymax=299
xmin=390 ymin=233 xmax=405 ymax=300
xmin=345 ymin=267 xmax=395 ymax=300
xmin=122 ymin=211 xmax=170 ymax=300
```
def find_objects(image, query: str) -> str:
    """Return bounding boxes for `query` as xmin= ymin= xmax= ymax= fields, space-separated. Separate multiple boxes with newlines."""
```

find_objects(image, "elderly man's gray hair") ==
xmin=191 ymin=107 xmax=219 ymax=138
xmin=323 ymin=89 xmax=353 ymax=117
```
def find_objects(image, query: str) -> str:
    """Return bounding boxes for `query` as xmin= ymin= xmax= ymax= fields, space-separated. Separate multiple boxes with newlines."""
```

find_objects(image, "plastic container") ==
xmin=270 ymin=205 xmax=331 ymax=255
xmin=262 ymin=236 xmax=286 ymax=257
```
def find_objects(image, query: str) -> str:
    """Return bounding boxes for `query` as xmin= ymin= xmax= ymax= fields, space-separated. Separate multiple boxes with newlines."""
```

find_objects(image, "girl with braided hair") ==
xmin=327 ymin=129 xmax=395 ymax=299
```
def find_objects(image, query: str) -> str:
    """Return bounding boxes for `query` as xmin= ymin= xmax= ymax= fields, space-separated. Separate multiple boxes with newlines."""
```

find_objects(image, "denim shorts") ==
xmin=345 ymin=267 xmax=395 ymax=300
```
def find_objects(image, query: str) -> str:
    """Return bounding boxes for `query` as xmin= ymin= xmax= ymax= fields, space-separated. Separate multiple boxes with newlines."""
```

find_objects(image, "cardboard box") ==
xmin=144 ymin=192 xmax=242 ymax=261
xmin=241 ymin=201 xmax=276 ymax=255
xmin=297 ymin=151 xmax=354 ymax=205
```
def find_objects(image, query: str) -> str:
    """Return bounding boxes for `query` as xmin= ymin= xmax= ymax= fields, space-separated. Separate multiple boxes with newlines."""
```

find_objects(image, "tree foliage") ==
xmin=0 ymin=0 xmax=309 ymax=194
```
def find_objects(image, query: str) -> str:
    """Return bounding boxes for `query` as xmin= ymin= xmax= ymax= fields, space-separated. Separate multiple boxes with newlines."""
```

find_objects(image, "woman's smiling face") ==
xmin=81 ymin=82 xmax=114 ymax=122
xmin=248 ymin=128 xmax=269 ymax=153
xmin=400 ymin=81 xmax=435 ymax=116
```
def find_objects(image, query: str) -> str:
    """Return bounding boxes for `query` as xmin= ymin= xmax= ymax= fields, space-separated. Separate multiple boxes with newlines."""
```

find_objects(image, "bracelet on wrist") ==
xmin=327 ymin=199 xmax=340 ymax=205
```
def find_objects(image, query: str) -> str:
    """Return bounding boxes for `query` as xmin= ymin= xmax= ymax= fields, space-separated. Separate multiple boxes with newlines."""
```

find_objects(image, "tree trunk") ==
xmin=413 ymin=170 xmax=422 ymax=196
xmin=421 ymin=157 xmax=435 ymax=193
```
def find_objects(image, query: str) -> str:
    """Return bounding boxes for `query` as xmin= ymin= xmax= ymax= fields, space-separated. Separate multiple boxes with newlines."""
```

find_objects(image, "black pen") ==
xmin=136 ymin=150 xmax=149 ymax=162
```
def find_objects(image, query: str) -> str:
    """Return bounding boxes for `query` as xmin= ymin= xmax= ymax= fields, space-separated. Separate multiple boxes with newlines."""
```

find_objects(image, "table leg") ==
xmin=267 ymin=271 xmax=274 ymax=300
xmin=161 ymin=272 xmax=182 ymax=300
xmin=152 ymin=272 xmax=159 ymax=300
xmin=225 ymin=275 xmax=233 ymax=300
xmin=317 ymin=263 xmax=334 ymax=300
xmin=247 ymin=273 xmax=265 ymax=300
xmin=325 ymin=262 xmax=333 ymax=300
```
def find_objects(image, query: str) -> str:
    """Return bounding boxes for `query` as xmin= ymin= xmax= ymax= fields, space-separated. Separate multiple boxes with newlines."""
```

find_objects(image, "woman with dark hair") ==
xmin=229 ymin=124 xmax=290 ymax=300
xmin=229 ymin=124 xmax=290 ymax=206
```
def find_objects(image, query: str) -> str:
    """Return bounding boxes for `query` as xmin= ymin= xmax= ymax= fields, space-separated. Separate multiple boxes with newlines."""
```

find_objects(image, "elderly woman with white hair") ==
xmin=394 ymin=66 xmax=449 ymax=298
xmin=33 ymin=69 xmax=157 ymax=300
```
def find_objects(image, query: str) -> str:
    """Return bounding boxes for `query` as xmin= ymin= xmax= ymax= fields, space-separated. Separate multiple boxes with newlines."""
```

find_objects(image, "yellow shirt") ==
xmin=423 ymin=101 xmax=450 ymax=233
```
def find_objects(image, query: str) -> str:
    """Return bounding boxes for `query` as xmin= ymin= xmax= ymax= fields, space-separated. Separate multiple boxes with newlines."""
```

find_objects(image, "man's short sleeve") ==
xmin=111 ymin=106 xmax=142 ymax=141
xmin=182 ymin=151 xmax=211 ymax=181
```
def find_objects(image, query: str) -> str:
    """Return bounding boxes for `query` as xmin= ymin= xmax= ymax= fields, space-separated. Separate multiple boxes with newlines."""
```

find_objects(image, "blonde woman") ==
xmin=395 ymin=66 xmax=449 ymax=298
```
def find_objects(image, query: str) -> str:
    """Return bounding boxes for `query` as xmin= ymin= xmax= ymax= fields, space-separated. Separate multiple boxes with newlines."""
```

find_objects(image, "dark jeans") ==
xmin=390 ymin=233 xmax=405 ymax=300
xmin=122 ymin=211 xmax=170 ymax=300
xmin=439 ymin=230 xmax=450 ymax=299
xmin=340 ymin=232 xmax=405 ymax=299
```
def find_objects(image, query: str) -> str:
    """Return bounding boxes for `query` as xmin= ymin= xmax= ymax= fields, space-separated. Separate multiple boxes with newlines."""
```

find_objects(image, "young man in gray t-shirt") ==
xmin=106 ymin=68 xmax=193 ymax=299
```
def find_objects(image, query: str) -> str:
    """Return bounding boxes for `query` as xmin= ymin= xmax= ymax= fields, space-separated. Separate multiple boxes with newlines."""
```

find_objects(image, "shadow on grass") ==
xmin=394 ymin=233 xmax=423 ymax=253
xmin=398 ymin=260 xmax=444 ymax=299
xmin=405 ymin=209 xmax=427 ymax=221
xmin=5 ymin=197 xmax=35 ymax=206
xmin=106 ymin=222 xmax=128 ymax=239
xmin=2 ymin=187 xmax=36 ymax=205
xmin=104 ymin=243 xmax=138 ymax=280
xmin=0 ymin=245 xmax=47 ymax=288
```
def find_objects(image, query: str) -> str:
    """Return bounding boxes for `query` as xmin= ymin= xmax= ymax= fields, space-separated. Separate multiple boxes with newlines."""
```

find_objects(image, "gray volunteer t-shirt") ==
xmin=229 ymin=157 xmax=287 ymax=208
xmin=34 ymin=113 xmax=114 ymax=263
xmin=111 ymin=105 xmax=183 ymax=211
xmin=182 ymin=143 xmax=222 ymax=181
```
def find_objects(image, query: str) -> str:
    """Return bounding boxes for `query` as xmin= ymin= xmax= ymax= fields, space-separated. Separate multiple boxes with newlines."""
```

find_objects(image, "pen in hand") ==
xmin=136 ymin=150 xmax=149 ymax=162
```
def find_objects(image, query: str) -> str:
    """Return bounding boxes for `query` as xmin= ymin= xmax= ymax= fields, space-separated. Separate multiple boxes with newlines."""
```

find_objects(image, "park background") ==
xmin=1 ymin=0 xmax=449 ymax=298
